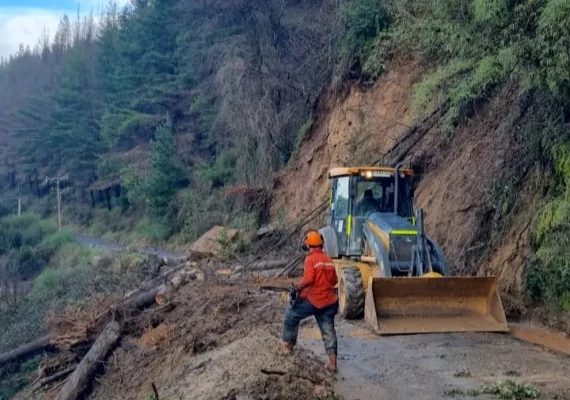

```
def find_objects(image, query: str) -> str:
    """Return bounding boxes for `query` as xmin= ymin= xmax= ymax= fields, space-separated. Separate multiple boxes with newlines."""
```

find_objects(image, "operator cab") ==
xmin=328 ymin=167 xmax=414 ymax=257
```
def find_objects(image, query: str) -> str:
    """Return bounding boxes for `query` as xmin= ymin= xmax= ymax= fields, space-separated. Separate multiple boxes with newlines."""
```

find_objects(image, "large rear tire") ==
xmin=339 ymin=267 xmax=365 ymax=320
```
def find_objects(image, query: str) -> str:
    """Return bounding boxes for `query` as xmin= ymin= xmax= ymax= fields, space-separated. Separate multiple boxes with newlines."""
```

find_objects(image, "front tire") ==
xmin=339 ymin=267 xmax=365 ymax=319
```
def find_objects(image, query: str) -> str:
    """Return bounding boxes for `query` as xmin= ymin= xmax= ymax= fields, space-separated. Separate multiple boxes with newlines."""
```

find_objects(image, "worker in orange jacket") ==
xmin=280 ymin=230 xmax=339 ymax=374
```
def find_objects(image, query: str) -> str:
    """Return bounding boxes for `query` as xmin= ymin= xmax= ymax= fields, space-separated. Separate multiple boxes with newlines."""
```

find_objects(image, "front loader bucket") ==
xmin=364 ymin=277 xmax=509 ymax=335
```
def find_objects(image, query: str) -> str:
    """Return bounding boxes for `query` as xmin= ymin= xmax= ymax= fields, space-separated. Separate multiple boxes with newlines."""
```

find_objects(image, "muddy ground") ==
xmin=22 ymin=276 xmax=570 ymax=400
xmin=88 ymin=280 xmax=570 ymax=400
xmin=301 ymin=320 xmax=570 ymax=400
xmin=85 ymin=280 xmax=335 ymax=400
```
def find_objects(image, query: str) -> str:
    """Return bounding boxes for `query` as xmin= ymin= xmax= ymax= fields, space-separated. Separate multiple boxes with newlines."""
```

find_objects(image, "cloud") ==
xmin=75 ymin=0 xmax=130 ymax=12
xmin=0 ymin=8 xmax=60 ymax=59
xmin=79 ymin=0 xmax=131 ymax=6
xmin=0 ymin=1 xmax=130 ymax=59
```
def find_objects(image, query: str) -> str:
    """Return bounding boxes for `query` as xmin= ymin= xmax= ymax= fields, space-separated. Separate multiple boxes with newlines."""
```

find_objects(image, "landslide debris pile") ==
xmin=15 ymin=264 xmax=335 ymax=400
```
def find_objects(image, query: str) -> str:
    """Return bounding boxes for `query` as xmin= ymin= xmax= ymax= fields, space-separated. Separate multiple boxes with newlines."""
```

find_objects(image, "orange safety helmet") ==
xmin=304 ymin=231 xmax=324 ymax=248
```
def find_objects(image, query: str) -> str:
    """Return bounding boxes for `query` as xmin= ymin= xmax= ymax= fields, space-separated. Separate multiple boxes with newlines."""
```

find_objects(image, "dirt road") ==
xmin=75 ymin=234 xmax=185 ymax=262
xmin=300 ymin=320 xmax=570 ymax=400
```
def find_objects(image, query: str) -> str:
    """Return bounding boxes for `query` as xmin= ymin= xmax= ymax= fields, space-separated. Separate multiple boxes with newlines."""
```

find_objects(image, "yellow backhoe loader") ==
xmin=318 ymin=165 xmax=509 ymax=335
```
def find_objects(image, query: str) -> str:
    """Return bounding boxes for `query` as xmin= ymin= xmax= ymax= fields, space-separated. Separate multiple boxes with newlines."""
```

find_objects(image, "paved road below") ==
xmin=300 ymin=320 xmax=570 ymax=400
xmin=75 ymin=234 xmax=185 ymax=263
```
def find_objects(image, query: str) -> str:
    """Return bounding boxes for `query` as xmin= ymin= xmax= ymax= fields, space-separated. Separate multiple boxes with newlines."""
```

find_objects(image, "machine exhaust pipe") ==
xmin=394 ymin=162 xmax=403 ymax=215
xmin=416 ymin=208 xmax=426 ymax=275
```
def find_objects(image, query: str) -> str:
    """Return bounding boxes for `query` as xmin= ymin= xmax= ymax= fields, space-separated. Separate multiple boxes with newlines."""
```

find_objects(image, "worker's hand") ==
xmin=288 ymin=284 xmax=299 ymax=307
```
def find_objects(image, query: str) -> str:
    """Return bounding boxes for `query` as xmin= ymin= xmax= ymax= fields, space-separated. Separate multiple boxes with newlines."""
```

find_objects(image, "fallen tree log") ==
xmin=236 ymin=259 xmax=290 ymax=272
xmin=2 ymin=264 xmax=197 ymax=379
xmin=55 ymin=320 xmax=121 ymax=400
xmin=52 ymin=268 xmax=195 ymax=398
xmin=32 ymin=365 xmax=76 ymax=392
xmin=0 ymin=335 xmax=52 ymax=366
xmin=118 ymin=280 xmax=173 ymax=315
xmin=249 ymin=269 xmax=288 ymax=278
xmin=123 ymin=262 xmax=192 ymax=300
xmin=117 ymin=267 xmax=199 ymax=314
xmin=275 ymin=254 xmax=304 ymax=278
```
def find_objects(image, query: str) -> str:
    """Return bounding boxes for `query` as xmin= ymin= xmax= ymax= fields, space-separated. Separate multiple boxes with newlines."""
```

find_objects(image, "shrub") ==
xmin=472 ymin=0 xmax=510 ymax=29
xmin=0 ymin=214 xmax=57 ymax=255
xmin=39 ymin=230 xmax=75 ymax=255
xmin=448 ymin=48 xmax=517 ymax=107
xmin=0 ymin=355 xmax=44 ymax=400
xmin=0 ymin=204 xmax=9 ymax=219
xmin=200 ymin=149 xmax=237 ymax=188
xmin=216 ymin=228 xmax=250 ymax=259
xmin=190 ymin=95 xmax=219 ymax=135
xmin=337 ymin=0 xmax=390 ymax=76
xmin=131 ymin=217 xmax=171 ymax=244
xmin=525 ymin=141 xmax=570 ymax=310
xmin=361 ymin=31 xmax=390 ymax=79
xmin=293 ymin=116 xmax=314 ymax=156
xmin=412 ymin=59 xmax=474 ymax=114
xmin=10 ymin=247 xmax=45 ymax=280
xmin=535 ymin=0 xmax=570 ymax=97
xmin=173 ymin=188 xmax=226 ymax=244
xmin=433 ymin=0 xmax=473 ymax=21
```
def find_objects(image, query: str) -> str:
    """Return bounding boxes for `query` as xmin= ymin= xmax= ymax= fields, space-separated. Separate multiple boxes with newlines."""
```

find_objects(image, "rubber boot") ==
xmin=326 ymin=354 xmax=337 ymax=374
xmin=278 ymin=341 xmax=294 ymax=355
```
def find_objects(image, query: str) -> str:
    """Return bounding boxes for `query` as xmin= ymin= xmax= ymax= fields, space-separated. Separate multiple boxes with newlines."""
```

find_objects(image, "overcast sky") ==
xmin=0 ymin=1 xmax=129 ymax=59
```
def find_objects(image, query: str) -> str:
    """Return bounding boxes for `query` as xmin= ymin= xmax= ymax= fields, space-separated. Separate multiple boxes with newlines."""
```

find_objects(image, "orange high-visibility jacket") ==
xmin=297 ymin=248 xmax=338 ymax=309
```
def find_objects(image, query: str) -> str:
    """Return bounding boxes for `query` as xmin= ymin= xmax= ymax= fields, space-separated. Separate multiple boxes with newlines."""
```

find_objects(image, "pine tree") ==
xmin=98 ymin=0 xmax=179 ymax=147
xmin=141 ymin=119 xmax=187 ymax=221
xmin=46 ymin=22 xmax=103 ymax=178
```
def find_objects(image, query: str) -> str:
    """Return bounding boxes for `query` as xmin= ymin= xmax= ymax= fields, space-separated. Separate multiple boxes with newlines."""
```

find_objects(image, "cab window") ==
xmin=332 ymin=177 xmax=350 ymax=219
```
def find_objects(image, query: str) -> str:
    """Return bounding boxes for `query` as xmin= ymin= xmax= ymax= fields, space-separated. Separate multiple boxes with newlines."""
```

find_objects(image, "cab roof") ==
xmin=328 ymin=167 xmax=414 ymax=178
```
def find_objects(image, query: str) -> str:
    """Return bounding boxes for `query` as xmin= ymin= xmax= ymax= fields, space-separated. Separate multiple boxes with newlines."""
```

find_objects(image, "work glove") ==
xmin=287 ymin=284 xmax=299 ymax=308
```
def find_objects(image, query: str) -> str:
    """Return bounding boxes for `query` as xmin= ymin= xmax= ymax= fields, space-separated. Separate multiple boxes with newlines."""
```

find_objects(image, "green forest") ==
xmin=0 ymin=0 xmax=338 ymax=244
xmin=1 ymin=0 xmax=570 ymax=344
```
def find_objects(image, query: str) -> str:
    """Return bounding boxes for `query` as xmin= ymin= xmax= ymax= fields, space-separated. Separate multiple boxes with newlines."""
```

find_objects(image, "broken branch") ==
xmin=31 ymin=366 xmax=76 ymax=392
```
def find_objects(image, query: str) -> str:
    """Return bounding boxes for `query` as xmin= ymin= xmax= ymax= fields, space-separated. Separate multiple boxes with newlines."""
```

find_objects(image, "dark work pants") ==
xmin=281 ymin=299 xmax=338 ymax=356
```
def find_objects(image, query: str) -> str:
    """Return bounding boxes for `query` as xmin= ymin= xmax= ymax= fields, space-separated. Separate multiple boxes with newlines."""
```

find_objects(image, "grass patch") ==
xmin=293 ymin=115 xmax=314 ymax=158
xmin=444 ymin=380 xmax=539 ymax=399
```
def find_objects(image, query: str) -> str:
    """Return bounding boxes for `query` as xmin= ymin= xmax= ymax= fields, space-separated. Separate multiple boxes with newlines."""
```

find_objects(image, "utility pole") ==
xmin=17 ymin=184 xmax=21 ymax=217
xmin=46 ymin=175 xmax=69 ymax=232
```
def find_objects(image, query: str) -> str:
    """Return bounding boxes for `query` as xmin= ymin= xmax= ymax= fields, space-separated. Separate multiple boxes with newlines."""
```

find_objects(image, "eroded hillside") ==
xmin=274 ymin=58 xmax=567 ymax=328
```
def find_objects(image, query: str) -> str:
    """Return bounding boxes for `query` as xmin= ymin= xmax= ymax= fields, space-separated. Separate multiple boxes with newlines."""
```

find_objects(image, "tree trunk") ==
xmin=0 ymin=335 xmax=51 ymax=366
xmin=55 ymin=321 xmax=121 ymax=400
xmin=105 ymin=189 xmax=112 ymax=210
xmin=275 ymin=254 xmax=304 ymax=278
xmin=240 ymin=259 xmax=290 ymax=272
xmin=121 ymin=263 xmax=188 ymax=302
xmin=118 ymin=286 xmax=164 ymax=315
